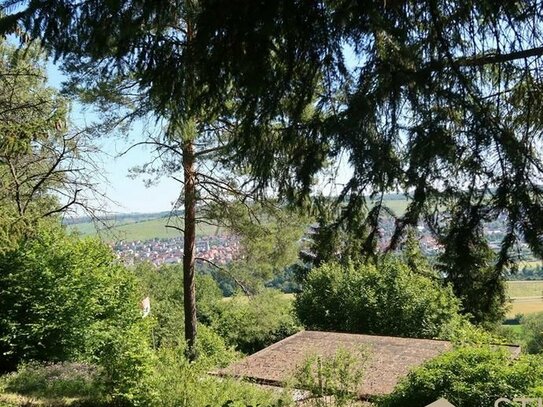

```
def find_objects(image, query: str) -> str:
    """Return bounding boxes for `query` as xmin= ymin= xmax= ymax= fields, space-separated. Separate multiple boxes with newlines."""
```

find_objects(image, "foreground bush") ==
xmin=293 ymin=348 xmax=366 ymax=407
xmin=134 ymin=263 xmax=223 ymax=348
xmin=0 ymin=223 xmax=154 ymax=404
xmin=379 ymin=346 xmax=543 ymax=407
xmin=520 ymin=312 xmax=543 ymax=354
xmin=0 ymin=223 xmax=149 ymax=371
xmin=147 ymin=343 xmax=289 ymax=407
xmin=211 ymin=289 xmax=301 ymax=354
xmin=295 ymin=259 xmax=461 ymax=338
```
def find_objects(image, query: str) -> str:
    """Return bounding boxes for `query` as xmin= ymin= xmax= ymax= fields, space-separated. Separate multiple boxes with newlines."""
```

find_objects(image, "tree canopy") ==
xmin=0 ymin=38 xmax=101 ymax=253
xmin=2 ymin=0 xmax=543 ymax=277
xmin=0 ymin=4 xmax=540 ymax=338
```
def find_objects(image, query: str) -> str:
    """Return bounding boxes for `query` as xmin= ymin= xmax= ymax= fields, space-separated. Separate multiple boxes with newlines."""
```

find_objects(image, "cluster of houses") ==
xmin=113 ymin=235 xmax=241 ymax=266
xmin=112 ymin=211 xmax=534 ymax=269
xmin=375 ymin=214 xmax=532 ymax=258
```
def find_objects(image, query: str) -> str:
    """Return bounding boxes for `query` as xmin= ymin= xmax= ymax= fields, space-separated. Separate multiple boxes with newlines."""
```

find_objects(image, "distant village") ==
xmin=377 ymin=214 xmax=533 ymax=258
xmin=113 ymin=234 xmax=241 ymax=266
xmin=112 ymin=213 xmax=536 ymax=268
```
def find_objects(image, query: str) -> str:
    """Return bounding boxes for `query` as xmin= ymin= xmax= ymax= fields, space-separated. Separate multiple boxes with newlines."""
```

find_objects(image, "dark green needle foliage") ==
xmin=191 ymin=0 xmax=543 ymax=271
xmin=437 ymin=206 xmax=508 ymax=328
xmin=3 ymin=1 xmax=543 ymax=314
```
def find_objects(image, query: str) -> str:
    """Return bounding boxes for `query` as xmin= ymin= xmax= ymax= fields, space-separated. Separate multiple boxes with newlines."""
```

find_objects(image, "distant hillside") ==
xmin=68 ymin=215 xmax=224 ymax=242
xmin=67 ymin=197 xmax=410 ymax=242
xmin=64 ymin=211 xmax=180 ymax=225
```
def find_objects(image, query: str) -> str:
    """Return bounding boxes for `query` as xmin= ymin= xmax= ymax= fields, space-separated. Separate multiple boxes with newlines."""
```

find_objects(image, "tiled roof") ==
xmin=216 ymin=330 xmax=521 ymax=398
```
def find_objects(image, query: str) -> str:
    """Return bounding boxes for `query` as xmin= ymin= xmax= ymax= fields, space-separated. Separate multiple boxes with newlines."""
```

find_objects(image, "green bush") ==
xmin=293 ymin=348 xmax=366 ymax=407
xmin=134 ymin=263 xmax=223 ymax=347
xmin=90 ymin=320 xmax=154 ymax=406
xmin=295 ymin=259 xmax=462 ymax=339
xmin=211 ymin=289 xmax=300 ymax=354
xmin=520 ymin=312 xmax=543 ymax=354
xmin=379 ymin=346 xmax=543 ymax=407
xmin=0 ymin=222 xmax=154 ymax=405
xmin=147 ymin=345 xmax=289 ymax=407
xmin=0 ymin=223 xmax=147 ymax=368
xmin=438 ymin=313 xmax=511 ymax=345
xmin=192 ymin=324 xmax=239 ymax=368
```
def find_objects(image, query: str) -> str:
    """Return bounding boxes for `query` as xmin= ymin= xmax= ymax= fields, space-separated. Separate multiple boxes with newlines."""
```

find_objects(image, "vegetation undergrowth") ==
xmin=378 ymin=346 xmax=543 ymax=407
xmin=292 ymin=348 xmax=367 ymax=407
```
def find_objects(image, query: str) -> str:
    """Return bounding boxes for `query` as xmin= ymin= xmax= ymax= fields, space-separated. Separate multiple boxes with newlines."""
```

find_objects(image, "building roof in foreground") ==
xmin=216 ymin=330 xmax=521 ymax=398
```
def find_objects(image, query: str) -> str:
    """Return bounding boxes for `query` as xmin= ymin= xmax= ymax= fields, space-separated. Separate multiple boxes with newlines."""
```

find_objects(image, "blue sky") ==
xmin=48 ymin=61 xmax=352 ymax=215
xmin=48 ymin=63 xmax=181 ymax=214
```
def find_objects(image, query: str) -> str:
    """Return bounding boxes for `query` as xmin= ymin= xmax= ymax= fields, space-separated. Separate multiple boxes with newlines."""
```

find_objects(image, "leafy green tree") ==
xmin=211 ymin=289 xmax=300 ymax=354
xmin=379 ymin=346 xmax=543 ymax=407
xmin=295 ymin=259 xmax=461 ymax=339
xmin=0 ymin=221 xmax=149 ymax=374
xmin=520 ymin=312 xmax=543 ymax=354
xmin=7 ymin=1 xmax=543 ymax=347
xmin=205 ymin=201 xmax=308 ymax=294
xmin=0 ymin=2 xmax=300 ymax=358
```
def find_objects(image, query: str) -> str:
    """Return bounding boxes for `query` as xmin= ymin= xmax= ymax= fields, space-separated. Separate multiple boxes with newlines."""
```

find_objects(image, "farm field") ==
xmin=507 ymin=280 xmax=543 ymax=298
xmin=507 ymin=280 xmax=543 ymax=317
xmin=69 ymin=216 xmax=224 ymax=241
xmin=369 ymin=198 xmax=410 ymax=215
xmin=516 ymin=260 xmax=543 ymax=269
xmin=69 ymin=198 xmax=411 ymax=242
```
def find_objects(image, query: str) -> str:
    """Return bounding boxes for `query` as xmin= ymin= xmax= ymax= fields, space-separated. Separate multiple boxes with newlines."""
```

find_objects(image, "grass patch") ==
xmin=0 ymin=363 xmax=106 ymax=406
xmin=501 ymin=324 xmax=524 ymax=335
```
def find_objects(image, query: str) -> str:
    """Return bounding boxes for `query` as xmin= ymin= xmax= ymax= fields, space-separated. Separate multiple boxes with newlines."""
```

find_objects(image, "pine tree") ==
xmin=4 ymin=0 xmax=543 ymax=326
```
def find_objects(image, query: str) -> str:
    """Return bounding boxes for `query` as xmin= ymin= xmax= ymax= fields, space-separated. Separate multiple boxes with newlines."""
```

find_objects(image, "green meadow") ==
xmin=69 ymin=216 xmax=224 ymax=242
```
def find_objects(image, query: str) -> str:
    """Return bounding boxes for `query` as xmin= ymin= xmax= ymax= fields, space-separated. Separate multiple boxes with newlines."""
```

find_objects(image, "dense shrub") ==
xmin=147 ymin=344 xmax=288 ymax=407
xmin=295 ymin=259 xmax=462 ymax=338
xmin=0 ymin=223 xmax=153 ymax=404
xmin=0 ymin=223 xmax=148 ymax=369
xmin=379 ymin=346 xmax=543 ymax=407
xmin=211 ymin=289 xmax=301 ymax=354
xmin=134 ymin=263 xmax=223 ymax=347
xmin=192 ymin=324 xmax=238 ymax=368
xmin=520 ymin=312 xmax=543 ymax=354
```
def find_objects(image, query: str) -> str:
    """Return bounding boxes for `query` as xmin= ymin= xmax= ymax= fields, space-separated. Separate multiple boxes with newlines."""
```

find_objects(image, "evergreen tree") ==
xmin=437 ymin=207 xmax=507 ymax=327
xmin=4 ymin=0 xmax=543 ymax=326
xmin=402 ymin=226 xmax=435 ymax=279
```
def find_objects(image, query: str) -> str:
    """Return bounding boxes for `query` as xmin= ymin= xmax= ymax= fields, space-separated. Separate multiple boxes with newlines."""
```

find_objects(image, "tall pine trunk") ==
xmin=182 ymin=138 xmax=197 ymax=360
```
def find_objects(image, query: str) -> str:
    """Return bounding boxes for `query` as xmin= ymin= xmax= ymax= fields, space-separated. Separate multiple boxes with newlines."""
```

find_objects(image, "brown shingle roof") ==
xmin=216 ymin=330 xmax=521 ymax=398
